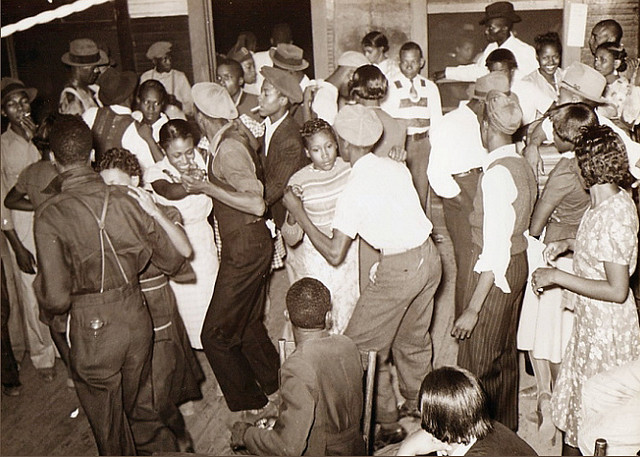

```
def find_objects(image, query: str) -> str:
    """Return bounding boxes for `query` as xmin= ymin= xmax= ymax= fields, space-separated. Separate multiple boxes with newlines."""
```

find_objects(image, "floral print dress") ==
xmin=551 ymin=190 xmax=640 ymax=447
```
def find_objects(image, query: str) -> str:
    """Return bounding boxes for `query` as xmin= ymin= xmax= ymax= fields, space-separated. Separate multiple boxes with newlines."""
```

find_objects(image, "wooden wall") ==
xmin=580 ymin=0 xmax=639 ymax=63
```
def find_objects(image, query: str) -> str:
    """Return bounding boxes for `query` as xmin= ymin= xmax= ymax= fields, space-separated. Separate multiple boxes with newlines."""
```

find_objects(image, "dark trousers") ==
xmin=405 ymin=134 xmax=431 ymax=211
xmin=70 ymin=282 xmax=177 ymax=456
xmin=441 ymin=171 xmax=481 ymax=318
xmin=201 ymin=221 xmax=280 ymax=412
xmin=457 ymin=247 xmax=527 ymax=431
xmin=1 ymin=260 xmax=20 ymax=388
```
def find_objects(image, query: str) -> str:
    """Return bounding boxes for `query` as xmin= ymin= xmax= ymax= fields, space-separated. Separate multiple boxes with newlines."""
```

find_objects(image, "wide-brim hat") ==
xmin=479 ymin=2 xmax=521 ymax=25
xmin=269 ymin=43 xmax=309 ymax=71
xmin=61 ymin=38 xmax=110 ymax=67
xmin=260 ymin=66 xmax=303 ymax=104
xmin=1 ymin=77 xmax=37 ymax=105
xmin=96 ymin=68 xmax=138 ymax=106
xmin=560 ymin=62 xmax=608 ymax=104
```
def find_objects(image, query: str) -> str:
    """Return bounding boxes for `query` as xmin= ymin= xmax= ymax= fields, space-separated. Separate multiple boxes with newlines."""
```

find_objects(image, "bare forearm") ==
xmin=3 ymin=229 xmax=26 ymax=254
xmin=151 ymin=211 xmax=192 ymax=258
xmin=4 ymin=188 xmax=33 ymax=211
xmin=294 ymin=210 xmax=344 ymax=265
xmin=466 ymin=271 xmax=495 ymax=313
xmin=552 ymin=269 xmax=629 ymax=303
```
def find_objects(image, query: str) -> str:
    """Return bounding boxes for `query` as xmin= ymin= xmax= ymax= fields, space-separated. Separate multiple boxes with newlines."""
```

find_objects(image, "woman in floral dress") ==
xmin=531 ymin=125 xmax=640 ymax=454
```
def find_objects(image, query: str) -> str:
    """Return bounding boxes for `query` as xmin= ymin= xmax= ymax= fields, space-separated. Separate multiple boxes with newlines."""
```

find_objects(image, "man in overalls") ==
xmin=34 ymin=115 xmax=185 ymax=455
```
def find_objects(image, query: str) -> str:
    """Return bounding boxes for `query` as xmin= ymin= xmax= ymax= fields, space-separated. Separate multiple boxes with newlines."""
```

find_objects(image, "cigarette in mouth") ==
xmin=250 ymin=106 xmax=261 ymax=113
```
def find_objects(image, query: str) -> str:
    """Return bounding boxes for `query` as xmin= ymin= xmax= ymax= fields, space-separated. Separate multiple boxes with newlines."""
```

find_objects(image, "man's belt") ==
xmin=406 ymin=131 xmax=428 ymax=141
xmin=452 ymin=167 xmax=482 ymax=179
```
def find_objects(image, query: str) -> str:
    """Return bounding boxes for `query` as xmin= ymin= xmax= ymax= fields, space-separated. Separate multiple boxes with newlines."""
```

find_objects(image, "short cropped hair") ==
xmin=272 ymin=23 xmax=293 ymax=45
xmin=349 ymin=64 xmax=388 ymax=100
xmin=486 ymin=48 xmax=518 ymax=70
xmin=49 ymin=114 xmax=93 ymax=166
xmin=300 ymin=118 xmax=338 ymax=150
xmin=548 ymin=103 xmax=598 ymax=144
xmin=361 ymin=31 xmax=389 ymax=53
xmin=595 ymin=19 xmax=623 ymax=44
xmin=419 ymin=366 xmax=492 ymax=445
xmin=400 ymin=41 xmax=423 ymax=58
xmin=159 ymin=118 xmax=195 ymax=151
xmin=95 ymin=147 xmax=143 ymax=181
xmin=137 ymin=79 xmax=167 ymax=104
xmin=596 ymin=42 xmax=628 ymax=73
xmin=32 ymin=113 xmax=59 ymax=155
xmin=286 ymin=277 xmax=331 ymax=329
xmin=534 ymin=31 xmax=562 ymax=57
xmin=574 ymin=125 xmax=634 ymax=189
xmin=218 ymin=57 xmax=244 ymax=79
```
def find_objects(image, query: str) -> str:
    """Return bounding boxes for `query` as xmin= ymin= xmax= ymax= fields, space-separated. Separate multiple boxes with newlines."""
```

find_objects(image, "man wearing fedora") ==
xmin=438 ymin=1 xmax=537 ymax=83
xmin=1 ymin=78 xmax=58 ymax=382
xmin=181 ymin=82 xmax=280 ymax=413
xmin=524 ymin=62 xmax=640 ymax=179
xmin=140 ymin=41 xmax=194 ymax=118
xmin=59 ymin=38 xmax=110 ymax=116
xmin=82 ymin=68 xmax=162 ymax=171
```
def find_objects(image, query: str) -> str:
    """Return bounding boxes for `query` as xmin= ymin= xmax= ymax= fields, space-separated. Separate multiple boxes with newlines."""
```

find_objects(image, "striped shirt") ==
xmin=381 ymin=73 xmax=442 ymax=134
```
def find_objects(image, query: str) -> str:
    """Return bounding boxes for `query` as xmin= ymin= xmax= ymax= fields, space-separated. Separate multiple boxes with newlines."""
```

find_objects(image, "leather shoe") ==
xmin=374 ymin=423 xmax=407 ymax=451
xmin=2 ymin=384 xmax=22 ymax=396
xmin=36 ymin=367 xmax=56 ymax=382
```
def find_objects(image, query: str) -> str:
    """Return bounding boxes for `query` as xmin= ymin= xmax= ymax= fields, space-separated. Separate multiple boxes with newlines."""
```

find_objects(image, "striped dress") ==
xmin=281 ymin=157 xmax=360 ymax=334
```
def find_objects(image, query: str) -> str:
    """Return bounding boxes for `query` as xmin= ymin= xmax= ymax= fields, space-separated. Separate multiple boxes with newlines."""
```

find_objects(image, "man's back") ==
xmin=244 ymin=334 xmax=365 ymax=455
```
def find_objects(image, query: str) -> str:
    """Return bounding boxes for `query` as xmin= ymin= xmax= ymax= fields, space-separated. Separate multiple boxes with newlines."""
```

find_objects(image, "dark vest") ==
xmin=91 ymin=107 xmax=134 ymax=164
xmin=470 ymin=154 xmax=537 ymax=256
xmin=208 ymin=126 xmax=266 ymax=239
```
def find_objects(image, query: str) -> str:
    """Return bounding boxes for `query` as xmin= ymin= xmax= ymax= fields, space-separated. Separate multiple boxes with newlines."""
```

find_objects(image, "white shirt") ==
xmin=512 ymin=69 xmax=563 ymax=125
xmin=474 ymin=144 xmax=519 ymax=293
xmin=140 ymin=68 xmax=194 ymax=116
xmin=381 ymin=72 xmax=443 ymax=134
xmin=263 ymin=111 xmax=288 ymax=157
xmin=250 ymin=49 xmax=274 ymax=96
xmin=83 ymin=105 xmax=156 ymax=171
xmin=332 ymin=154 xmax=432 ymax=251
xmin=541 ymin=111 xmax=640 ymax=179
xmin=375 ymin=58 xmax=399 ymax=81
xmin=428 ymin=104 xmax=487 ymax=198
xmin=308 ymin=79 xmax=339 ymax=124
xmin=445 ymin=33 xmax=538 ymax=83
xmin=131 ymin=111 xmax=169 ymax=142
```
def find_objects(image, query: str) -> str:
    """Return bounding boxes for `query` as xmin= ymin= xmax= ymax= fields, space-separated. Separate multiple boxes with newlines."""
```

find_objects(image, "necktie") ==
xmin=409 ymin=79 xmax=418 ymax=100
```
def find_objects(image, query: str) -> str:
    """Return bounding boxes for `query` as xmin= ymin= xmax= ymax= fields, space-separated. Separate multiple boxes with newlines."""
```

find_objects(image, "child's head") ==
xmin=398 ymin=42 xmax=424 ymax=80
xmin=548 ymin=103 xmax=598 ymax=152
xmin=419 ymin=367 xmax=492 ymax=446
xmin=361 ymin=31 xmax=389 ymax=64
xmin=594 ymin=42 xmax=627 ymax=77
xmin=216 ymin=58 xmax=244 ymax=98
xmin=300 ymin=119 xmax=339 ymax=171
xmin=96 ymin=147 xmax=143 ymax=187
xmin=286 ymin=278 xmax=331 ymax=330
xmin=574 ymin=124 xmax=634 ymax=189
xmin=534 ymin=32 xmax=562 ymax=78
xmin=49 ymin=114 xmax=93 ymax=166
xmin=159 ymin=119 xmax=196 ymax=174
xmin=349 ymin=64 xmax=388 ymax=101
xmin=137 ymin=80 xmax=167 ymax=125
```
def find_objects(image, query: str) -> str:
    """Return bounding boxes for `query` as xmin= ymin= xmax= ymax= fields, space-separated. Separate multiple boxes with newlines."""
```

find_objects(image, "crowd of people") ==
xmin=2 ymin=1 xmax=640 ymax=455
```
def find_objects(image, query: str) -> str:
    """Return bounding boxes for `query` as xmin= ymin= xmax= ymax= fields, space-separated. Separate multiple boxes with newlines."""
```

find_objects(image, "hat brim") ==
xmin=1 ymin=87 xmax=37 ymax=105
xmin=100 ymin=72 xmax=138 ymax=106
xmin=560 ymin=82 xmax=608 ymax=105
xmin=269 ymin=48 xmax=309 ymax=71
xmin=61 ymin=49 xmax=110 ymax=67
xmin=479 ymin=12 xmax=521 ymax=25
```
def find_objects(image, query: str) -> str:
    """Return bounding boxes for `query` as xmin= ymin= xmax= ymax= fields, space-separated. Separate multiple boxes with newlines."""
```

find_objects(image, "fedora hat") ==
xmin=61 ymin=38 xmax=110 ymax=67
xmin=96 ymin=68 xmax=138 ymax=106
xmin=479 ymin=2 xmax=521 ymax=25
xmin=560 ymin=62 xmax=607 ymax=104
xmin=260 ymin=66 xmax=303 ymax=104
xmin=1 ymin=78 xmax=37 ymax=105
xmin=269 ymin=44 xmax=309 ymax=71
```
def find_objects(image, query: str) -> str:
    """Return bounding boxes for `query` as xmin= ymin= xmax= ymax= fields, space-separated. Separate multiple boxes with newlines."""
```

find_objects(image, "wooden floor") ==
xmin=1 ymin=199 xmax=560 ymax=455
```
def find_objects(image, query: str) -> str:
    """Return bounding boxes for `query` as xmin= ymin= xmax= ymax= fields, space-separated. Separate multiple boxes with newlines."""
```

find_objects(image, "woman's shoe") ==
xmin=537 ymin=392 xmax=557 ymax=444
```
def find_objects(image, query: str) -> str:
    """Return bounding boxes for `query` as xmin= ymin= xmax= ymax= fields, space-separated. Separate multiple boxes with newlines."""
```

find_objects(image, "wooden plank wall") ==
xmin=581 ymin=0 xmax=639 ymax=64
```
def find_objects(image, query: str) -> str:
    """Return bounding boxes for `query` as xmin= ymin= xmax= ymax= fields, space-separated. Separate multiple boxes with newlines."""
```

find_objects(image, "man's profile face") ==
xmin=78 ymin=65 xmax=100 ymax=85
xmin=588 ymin=25 xmax=616 ymax=55
xmin=258 ymin=80 xmax=285 ymax=117
xmin=484 ymin=18 xmax=510 ymax=44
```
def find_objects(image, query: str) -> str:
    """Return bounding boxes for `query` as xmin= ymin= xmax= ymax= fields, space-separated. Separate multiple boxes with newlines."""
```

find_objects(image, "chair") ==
xmin=277 ymin=338 xmax=377 ymax=455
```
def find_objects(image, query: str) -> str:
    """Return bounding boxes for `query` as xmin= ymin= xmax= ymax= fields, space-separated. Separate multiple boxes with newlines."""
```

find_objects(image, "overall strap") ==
xmin=69 ymin=188 xmax=129 ymax=292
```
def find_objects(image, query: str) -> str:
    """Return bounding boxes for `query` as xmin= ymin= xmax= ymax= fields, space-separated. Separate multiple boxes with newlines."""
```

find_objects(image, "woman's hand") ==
xmin=181 ymin=174 xmax=208 ymax=194
xmin=127 ymin=186 xmax=160 ymax=218
xmin=543 ymin=239 xmax=571 ymax=266
xmin=531 ymin=267 xmax=557 ymax=295
xmin=451 ymin=308 xmax=479 ymax=340
xmin=388 ymin=146 xmax=407 ymax=162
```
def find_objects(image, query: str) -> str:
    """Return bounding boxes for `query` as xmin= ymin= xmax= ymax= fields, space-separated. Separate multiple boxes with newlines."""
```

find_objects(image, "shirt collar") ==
xmin=482 ymin=143 xmax=518 ymax=170
xmin=264 ymin=110 xmax=288 ymax=130
xmin=43 ymin=166 xmax=102 ymax=195
xmin=110 ymin=104 xmax=132 ymax=115
xmin=499 ymin=33 xmax=517 ymax=48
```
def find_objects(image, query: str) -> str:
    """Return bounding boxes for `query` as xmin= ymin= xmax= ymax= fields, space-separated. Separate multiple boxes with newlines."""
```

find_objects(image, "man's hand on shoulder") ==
xmin=230 ymin=421 xmax=252 ymax=451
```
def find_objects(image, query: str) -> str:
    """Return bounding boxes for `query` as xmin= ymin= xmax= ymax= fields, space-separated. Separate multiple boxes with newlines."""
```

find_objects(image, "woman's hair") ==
xmin=300 ymin=118 xmax=338 ymax=149
xmin=349 ymin=64 xmax=388 ymax=100
xmin=95 ymin=147 xmax=143 ymax=181
xmin=534 ymin=31 xmax=562 ymax=57
xmin=595 ymin=42 xmax=628 ymax=73
xmin=419 ymin=366 xmax=492 ymax=445
xmin=548 ymin=103 xmax=598 ymax=144
xmin=361 ymin=31 xmax=389 ymax=53
xmin=137 ymin=79 xmax=167 ymax=104
xmin=574 ymin=125 xmax=634 ymax=188
xmin=159 ymin=118 xmax=194 ymax=151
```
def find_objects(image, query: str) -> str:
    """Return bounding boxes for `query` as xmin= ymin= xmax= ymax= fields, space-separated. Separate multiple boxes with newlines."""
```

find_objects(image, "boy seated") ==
xmin=230 ymin=277 xmax=366 ymax=456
